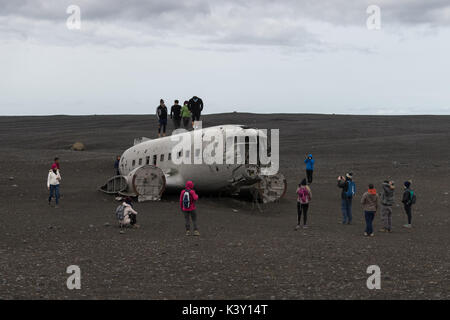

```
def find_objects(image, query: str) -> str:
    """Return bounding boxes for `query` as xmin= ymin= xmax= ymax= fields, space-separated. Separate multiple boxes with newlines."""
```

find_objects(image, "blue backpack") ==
xmin=345 ymin=181 xmax=356 ymax=198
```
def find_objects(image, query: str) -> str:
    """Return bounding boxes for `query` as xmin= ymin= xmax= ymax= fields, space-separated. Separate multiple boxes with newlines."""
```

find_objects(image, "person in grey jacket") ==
xmin=380 ymin=180 xmax=395 ymax=232
xmin=361 ymin=184 xmax=379 ymax=237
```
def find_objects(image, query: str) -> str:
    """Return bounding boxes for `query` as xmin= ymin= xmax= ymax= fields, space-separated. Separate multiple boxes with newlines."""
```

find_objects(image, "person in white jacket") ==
xmin=47 ymin=163 xmax=61 ymax=207
xmin=120 ymin=197 xmax=139 ymax=228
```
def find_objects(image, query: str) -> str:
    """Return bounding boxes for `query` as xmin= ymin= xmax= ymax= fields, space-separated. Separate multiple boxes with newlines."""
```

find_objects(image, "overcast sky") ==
xmin=1 ymin=0 xmax=449 ymax=115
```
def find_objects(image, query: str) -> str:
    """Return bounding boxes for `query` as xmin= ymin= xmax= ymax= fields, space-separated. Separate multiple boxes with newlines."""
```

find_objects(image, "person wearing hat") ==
xmin=295 ymin=178 xmax=312 ymax=230
xmin=47 ymin=163 xmax=62 ymax=208
xmin=380 ymin=180 xmax=395 ymax=232
xmin=402 ymin=181 xmax=416 ymax=228
xmin=337 ymin=172 xmax=355 ymax=224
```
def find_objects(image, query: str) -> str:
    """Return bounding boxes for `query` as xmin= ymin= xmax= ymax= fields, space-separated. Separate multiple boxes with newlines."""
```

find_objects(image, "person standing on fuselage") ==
xmin=156 ymin=99 xmax=168 ymax=138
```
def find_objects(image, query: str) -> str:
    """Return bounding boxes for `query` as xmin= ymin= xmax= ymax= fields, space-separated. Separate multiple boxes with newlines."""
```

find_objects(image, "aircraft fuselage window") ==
xmin=185 ymin=150 xmax=190 ymax=158
xmin=139 ymin=158 xmax=142 ymax=165
xmin=178 ymin=151 xmax=182 ymax=158
xmin=195 ymin=149 xmax=200 ymax=157
xmin=168 ymin=153 xmax=172 ymax=161
xmin=146 ymin=156 xmax=150 ymax=165
xmin=153 ymin=155 xmax=157 ymax=166
xmin=132 ymin=160 xmax=136 ymax=167
xmin=160 ymin=154 xmax=164 ymax=162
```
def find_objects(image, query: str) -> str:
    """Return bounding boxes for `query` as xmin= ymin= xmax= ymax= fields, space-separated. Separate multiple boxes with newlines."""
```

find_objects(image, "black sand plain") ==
xmin=0 ymin=113 xmax=449 ymax=299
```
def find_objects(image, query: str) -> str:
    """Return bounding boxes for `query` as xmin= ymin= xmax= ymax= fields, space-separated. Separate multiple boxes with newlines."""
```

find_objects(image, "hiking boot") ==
xmin=295 ymin=225 xmax=300 ymax=231
xmin=370 ymin=233 xmax=375 ymax=237
xmin=403 ymin=224 xmax=412 ymax=228
xmin=193 ymin=230 xmax=200 ymax=236
xmin=379 ymin=228 xmax=387 ymax=232
xmin=364 ymin=232 xmax=368 ymax=237
xmin=185 ymin=230 xmax=191 ymax=236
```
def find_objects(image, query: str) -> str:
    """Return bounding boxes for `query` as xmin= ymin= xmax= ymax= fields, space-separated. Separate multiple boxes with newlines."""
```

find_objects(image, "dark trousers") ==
xmin=158 ymin=119 xmax=167 ymax=134
xmin=341 ymin=198 xmax=352 ymax=224
xmin=48 ymin=184 xmax=60 ymax=205
xmin=364 ymin=211 xmax=375 ymax=234
xmin=297 ymin=202 xmax=309 ymax=225
xmin=404 ymin=205 xmax=412 ymax=224
xmin=192 ymin=113 xmax=201 ymax=122
xmin=172 ymin=118 xmax=181 ymax=129
xmin=183 ymin=210 xmax=198 ymax=231
xmin=130 ymin=213 xmax=137 ymax=225
xmin=182 ymin=117 xmax=190 ymax=129
xmin=306 ymin=170 xmax=313 ymax=184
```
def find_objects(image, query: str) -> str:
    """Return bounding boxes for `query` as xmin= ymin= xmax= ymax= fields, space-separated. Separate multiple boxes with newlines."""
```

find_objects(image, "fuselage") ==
xmin=119 ymin=125 xmax=269 ymax=192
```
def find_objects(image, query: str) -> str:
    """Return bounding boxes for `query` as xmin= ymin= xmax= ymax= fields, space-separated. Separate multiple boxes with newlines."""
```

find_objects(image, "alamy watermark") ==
xmin=66 ymin=5 xmax=81 ymax=30
xmin=170 ymin=122 xmax=280 ymax=176
xmin=367 ymin=5 xmax=381 ymax=30
xmin=66 ymin=265 xmax=81 ymax=290
xmin=366 ymin=265 xmax=381 ymax=290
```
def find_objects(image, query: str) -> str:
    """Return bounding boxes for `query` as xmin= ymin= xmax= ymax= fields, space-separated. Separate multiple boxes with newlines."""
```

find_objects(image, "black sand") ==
xmin=0 ymin=113 xmax=449 ymax=299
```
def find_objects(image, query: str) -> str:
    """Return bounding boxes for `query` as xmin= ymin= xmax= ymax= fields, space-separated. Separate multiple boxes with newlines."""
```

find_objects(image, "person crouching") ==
xmin=119 ymin=197 xmax=139 ymax=228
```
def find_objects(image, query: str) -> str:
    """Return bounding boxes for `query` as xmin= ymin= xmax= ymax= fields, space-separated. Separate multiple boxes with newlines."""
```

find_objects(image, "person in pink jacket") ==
xmin=180 ymin=180 xmax=199 ymax=236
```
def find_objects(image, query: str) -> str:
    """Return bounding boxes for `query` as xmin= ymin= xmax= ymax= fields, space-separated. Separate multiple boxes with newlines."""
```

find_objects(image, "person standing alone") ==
xmin=180 ymin=181 xmax=200 ymax=236
xmin=304 ymin=154 xmax=315 ymax=184
xmin=156 ymin=99 xmax=168 ymax=137
xmin=295 ymin=179 xmax=312 ymax=230
xmin=47 ymin=163 xmax=61 ymax=208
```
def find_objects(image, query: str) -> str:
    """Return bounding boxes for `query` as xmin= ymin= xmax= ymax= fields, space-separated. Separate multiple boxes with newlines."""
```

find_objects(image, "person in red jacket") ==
xmin=180 ymin=180 xmax=199 ymax=236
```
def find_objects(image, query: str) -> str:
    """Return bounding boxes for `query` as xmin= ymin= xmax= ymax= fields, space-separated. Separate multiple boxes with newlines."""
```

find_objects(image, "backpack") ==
xmin=115 ymin=204 xmax=125 ymax=220
xmin=345 ymin=181 xmax=356 ymax=198
xmin=298 ymin=188 xmax=310 ymax=204
xmin=408 ymin=190 xmax=417 ymax=205
xmin=182 ymin=190 xmax=191 ymax=209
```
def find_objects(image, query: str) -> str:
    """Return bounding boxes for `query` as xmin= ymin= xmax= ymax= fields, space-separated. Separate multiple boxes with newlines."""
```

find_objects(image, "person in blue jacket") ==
xmin=304 ymin=154 xmax=315 ymax=184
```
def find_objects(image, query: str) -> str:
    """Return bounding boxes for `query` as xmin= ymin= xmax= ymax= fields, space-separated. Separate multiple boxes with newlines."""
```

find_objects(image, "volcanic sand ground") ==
xmin=0 ymin=113 xmax=449 ymax=299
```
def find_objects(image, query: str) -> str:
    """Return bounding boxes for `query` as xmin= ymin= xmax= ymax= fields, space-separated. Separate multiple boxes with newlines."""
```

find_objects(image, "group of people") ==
xmin=296 ymin=154 xmax=417 ymax=237
xmin=156 ymin=96 xmax=204 ymax=137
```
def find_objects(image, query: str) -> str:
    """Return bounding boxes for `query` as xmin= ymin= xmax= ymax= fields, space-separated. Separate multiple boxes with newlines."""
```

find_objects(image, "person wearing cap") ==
xmin=304 ymin=154 xmax=315 ymax=184
xmin=402 ymin=181 xmax=416 ymax=229
xmin=360 ymin=184 xmax=379 ymax=237
xmin=380 ymin=180 xmax=395 ymax=232
xmin=337 ymin=172 xmax=355 ymax=224
xmin=47 ymin=163 xmax=61 ymax=208
xmin=295 ymin=178 xmax=312 ymax=230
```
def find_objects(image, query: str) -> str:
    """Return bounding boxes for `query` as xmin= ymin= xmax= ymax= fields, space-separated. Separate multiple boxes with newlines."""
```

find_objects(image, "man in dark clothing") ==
xmin=188 ymin=96 xmax=204 ymax=127
xmin=170 ymin=100 xmax=182 ymax=130
xmin=402 ymin=181 xmax=416 ymax=229
xmin=337 ymin=173 xmax=355 ymax=224
xmin=156 ymin=99 xmax=168 ymax=137
xmin=380 ymin=180 xmax=395 ymax=232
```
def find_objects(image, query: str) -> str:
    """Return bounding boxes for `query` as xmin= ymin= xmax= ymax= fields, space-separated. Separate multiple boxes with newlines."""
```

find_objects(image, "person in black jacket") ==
xmin=188 ymin=96 xmax=204 ymax=127
xmin=402 ymin=181 xmax=416 ymax=229
xmin=156 ymin=99 xmax=168 ymax=137
xmin=170 ymin=100 xmax=182 ymax=130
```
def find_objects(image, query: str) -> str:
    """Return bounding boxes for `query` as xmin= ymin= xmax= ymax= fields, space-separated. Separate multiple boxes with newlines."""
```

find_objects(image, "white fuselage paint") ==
xmin=119 ymin=125 xmax=268 ymax=192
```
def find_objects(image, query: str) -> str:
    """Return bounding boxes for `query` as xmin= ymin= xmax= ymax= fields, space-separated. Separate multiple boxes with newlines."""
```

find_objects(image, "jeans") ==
xmin=364 ymin=211 xmax=375 ymax=234
xmin=404 ymin=205 xmax=412 ymax=224
xmin=306 ymin=170 xmax=313 ymax=184
xmin=297 ymin=202 xmax=309 ymax=225
xmin=49 ymin=184 xmax=60 ymax=205
xmin=158 ymin=119 xmax=167 ymax=134
xmin=341 ymin=198 xmax=352 ymax=224
xmin=183 ymin=210 xmax=198 ymax=231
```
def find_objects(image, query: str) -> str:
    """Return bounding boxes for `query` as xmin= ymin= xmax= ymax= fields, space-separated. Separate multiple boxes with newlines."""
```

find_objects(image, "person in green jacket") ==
xmin=181 ymin=101 xmax=192 ymax=129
